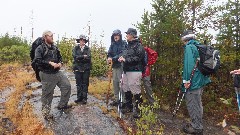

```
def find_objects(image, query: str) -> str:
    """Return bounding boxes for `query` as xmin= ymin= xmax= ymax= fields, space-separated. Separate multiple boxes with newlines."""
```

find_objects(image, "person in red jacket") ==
xmin=142 ymin=47 xmax=158 ymax=104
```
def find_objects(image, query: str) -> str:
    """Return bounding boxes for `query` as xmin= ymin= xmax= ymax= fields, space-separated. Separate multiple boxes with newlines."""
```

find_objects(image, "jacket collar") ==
xmin=78 ymin=44 xmax=89 ymax=50
xmin=128 ymin=39 xmax=139 ymax=47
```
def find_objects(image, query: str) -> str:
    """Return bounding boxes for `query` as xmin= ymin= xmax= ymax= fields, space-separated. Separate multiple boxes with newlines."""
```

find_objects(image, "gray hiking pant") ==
xmin=39 ymin=71 xmax=71 ymax=115
xmin=112 ymin=67 xmax=123 ymax=101
xmin=142 ymin=76 xmax=155 ymax=103
xmin=122 ymin=71 xmax=142 ymax=95
xmin=185 ymin=88 xmax=203 ymax=130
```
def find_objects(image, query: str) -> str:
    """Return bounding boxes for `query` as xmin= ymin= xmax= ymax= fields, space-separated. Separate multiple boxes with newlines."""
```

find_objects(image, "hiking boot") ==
xmin=183 ymin=124 xmax=203 ymax=135
xmin=121 ymin=91 xmax=133 ymax=114
xmin=121 ymin=105 xmax=133 ymax=114
xmin=133 ymin=108 xmax=141 ymax=118
xmin=81 ymin=99 xmax=87 ymax=105
xmin=74 ymin=98 xmax=83 ymax=104
xmin=133 ymin=94 xmax=143 ymax=119
xmin=110 ymin=100 xmax=119 ymax=106
xmin=57 ymin=104 xmax=73 ymax=110
xmin=121 ymin=102 xmax=127 ymax=108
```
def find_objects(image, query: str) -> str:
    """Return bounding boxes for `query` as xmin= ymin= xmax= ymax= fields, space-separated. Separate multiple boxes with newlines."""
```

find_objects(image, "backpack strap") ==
xmin=41 ymin=44 xmax=49 ymax=58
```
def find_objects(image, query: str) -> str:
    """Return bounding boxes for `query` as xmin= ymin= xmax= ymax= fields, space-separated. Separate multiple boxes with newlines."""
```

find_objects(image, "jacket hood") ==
xmin=185 ymin=39 xmax=199 ymax=47
xmin=111 ymin=29 xmax=122 ymax=43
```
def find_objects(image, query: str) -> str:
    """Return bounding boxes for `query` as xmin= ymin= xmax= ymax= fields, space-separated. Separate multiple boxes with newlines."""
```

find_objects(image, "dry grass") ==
xmin=88 ymin=77 xmax=113 ymax=100
xmin=0 ymin=63 xmax=19 ymax=91
xmin=1 ymin=64 xmax=53 ymax=135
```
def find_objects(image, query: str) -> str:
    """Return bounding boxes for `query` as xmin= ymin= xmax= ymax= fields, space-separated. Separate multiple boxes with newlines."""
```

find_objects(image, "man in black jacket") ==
xmin=34 ymin=30 xmax=72 ymax=120
xmin=107 ymin=29 xmax=127 ymax=106
xmin=72 ymin=35 xmax=91 ymax=104
xmin=118 ymin=28 xmax=146 ymax=118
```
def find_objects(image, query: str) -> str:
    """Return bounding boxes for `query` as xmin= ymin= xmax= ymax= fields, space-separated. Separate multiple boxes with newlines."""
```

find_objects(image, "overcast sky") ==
xmin=0 ymin=0 xmax=152 ymax=48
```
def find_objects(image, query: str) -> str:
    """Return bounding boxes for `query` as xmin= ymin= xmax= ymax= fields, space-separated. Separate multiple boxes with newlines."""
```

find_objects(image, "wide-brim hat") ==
xmin=76 ymin=34 xmax=88 ymax=43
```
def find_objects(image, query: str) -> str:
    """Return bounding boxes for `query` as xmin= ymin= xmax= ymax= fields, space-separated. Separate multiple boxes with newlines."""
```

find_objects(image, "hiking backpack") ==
xmin=195 ymin=44 xmax=220 ymax=76
xmin=30 ymin=37 xmax=47 ymax=82
xmin=144 ymin=47 xmax=158 ymax=65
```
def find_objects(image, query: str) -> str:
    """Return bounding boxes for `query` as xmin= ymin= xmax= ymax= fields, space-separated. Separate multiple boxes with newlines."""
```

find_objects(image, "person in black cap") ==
xmin=107 ymin=29 xmax=127 ymax=106
xmin=118 ymin=28 xmax=146 ymax=118
xmin=72 ymin=34 xmax=91 ymax=104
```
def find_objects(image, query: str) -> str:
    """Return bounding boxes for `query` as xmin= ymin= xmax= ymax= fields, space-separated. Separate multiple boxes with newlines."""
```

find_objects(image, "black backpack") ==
xmin=30 ymin=37 xmax=48 ymax=82
xmin=195 ymin=44 xmax=220 ymax=76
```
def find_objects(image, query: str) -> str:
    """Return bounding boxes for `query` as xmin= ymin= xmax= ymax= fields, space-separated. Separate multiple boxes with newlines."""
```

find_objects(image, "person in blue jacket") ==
xmin=107 ymin=29 xmax=127 ymax=106
xmin=181 ymin=30 xmax=211 ymax=135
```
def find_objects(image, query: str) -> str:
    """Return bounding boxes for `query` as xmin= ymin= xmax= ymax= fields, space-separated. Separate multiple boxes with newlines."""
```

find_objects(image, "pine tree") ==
xmin=217 ymin=0 xmax=240 ymax=66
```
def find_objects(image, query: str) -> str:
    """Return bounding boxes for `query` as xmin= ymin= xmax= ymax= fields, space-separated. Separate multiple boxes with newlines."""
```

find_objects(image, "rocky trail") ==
xmin=0 ymin=69 xmax=236 ymax=135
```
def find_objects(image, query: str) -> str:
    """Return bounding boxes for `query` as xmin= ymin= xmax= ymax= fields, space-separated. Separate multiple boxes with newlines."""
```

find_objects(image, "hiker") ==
xmin=118 ymin=28 xmax=146 ymax=118
xmin=72 ymin=34 xmax=91 ymax=104
xmin=142 ymin=47 xmax=158 ymax=104
xmin=107 ymin=29 xmax=127 ymax=106
xmin=230 ymin=70 xmax=240 ymax=112
xmin=34 ymin=30 xmax=72 ymax=120
xmin=181 ymin=30 xmax=211 ymax=135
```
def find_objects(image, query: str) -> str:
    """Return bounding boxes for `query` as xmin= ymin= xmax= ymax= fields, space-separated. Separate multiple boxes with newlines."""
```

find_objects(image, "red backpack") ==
xmin=144 ymin=47 xmax=158 ymax=65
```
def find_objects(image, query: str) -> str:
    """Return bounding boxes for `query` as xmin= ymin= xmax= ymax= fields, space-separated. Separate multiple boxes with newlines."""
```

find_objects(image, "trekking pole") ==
xmin=172 ymin=60 xmax=199 ymax=119
xmin=172 ymin=89 xmax=187 ymax=119
xmin=118 ymin=73 xmax=124 ymax=118
xmin=106 ymin=60 xmax=113 ymax=108
xmin=235 ymin=87 xmax=240 ymax=113
xmin=172 ymin=89 xmax=182 ymax=118
xmin=233 ymin=74 xmax=240 ymax=113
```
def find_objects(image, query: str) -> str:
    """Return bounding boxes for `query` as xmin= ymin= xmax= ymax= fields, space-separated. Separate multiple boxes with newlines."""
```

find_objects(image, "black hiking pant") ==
xmin=75 ymin=70 xmax=90 ymax=100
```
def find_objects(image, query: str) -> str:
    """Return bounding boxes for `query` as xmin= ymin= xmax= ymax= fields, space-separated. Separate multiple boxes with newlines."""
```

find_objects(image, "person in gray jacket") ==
xmin=34 ymin=30 xmax=72 ymax=120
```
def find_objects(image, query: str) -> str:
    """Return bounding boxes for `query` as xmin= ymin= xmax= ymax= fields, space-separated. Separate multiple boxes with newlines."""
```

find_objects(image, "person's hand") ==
xmin=107 ymin=57 xmax=112 ymax=64
xmin=49 ymin=61 xmax=59 ymax=69
xmin=118 ymin=56 xmax=125 ymax=62
xmin=57 ymin=63 xmax=62 ymax=68
xmin=230 ymin=69 xmax=240 ymax=74
xmin=184 ymin=83 xmax=191 ymax=89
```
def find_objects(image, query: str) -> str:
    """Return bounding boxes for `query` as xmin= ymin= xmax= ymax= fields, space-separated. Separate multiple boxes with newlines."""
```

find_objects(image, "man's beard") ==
xmin=46 ymin=39 xmax=53 ymax=44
